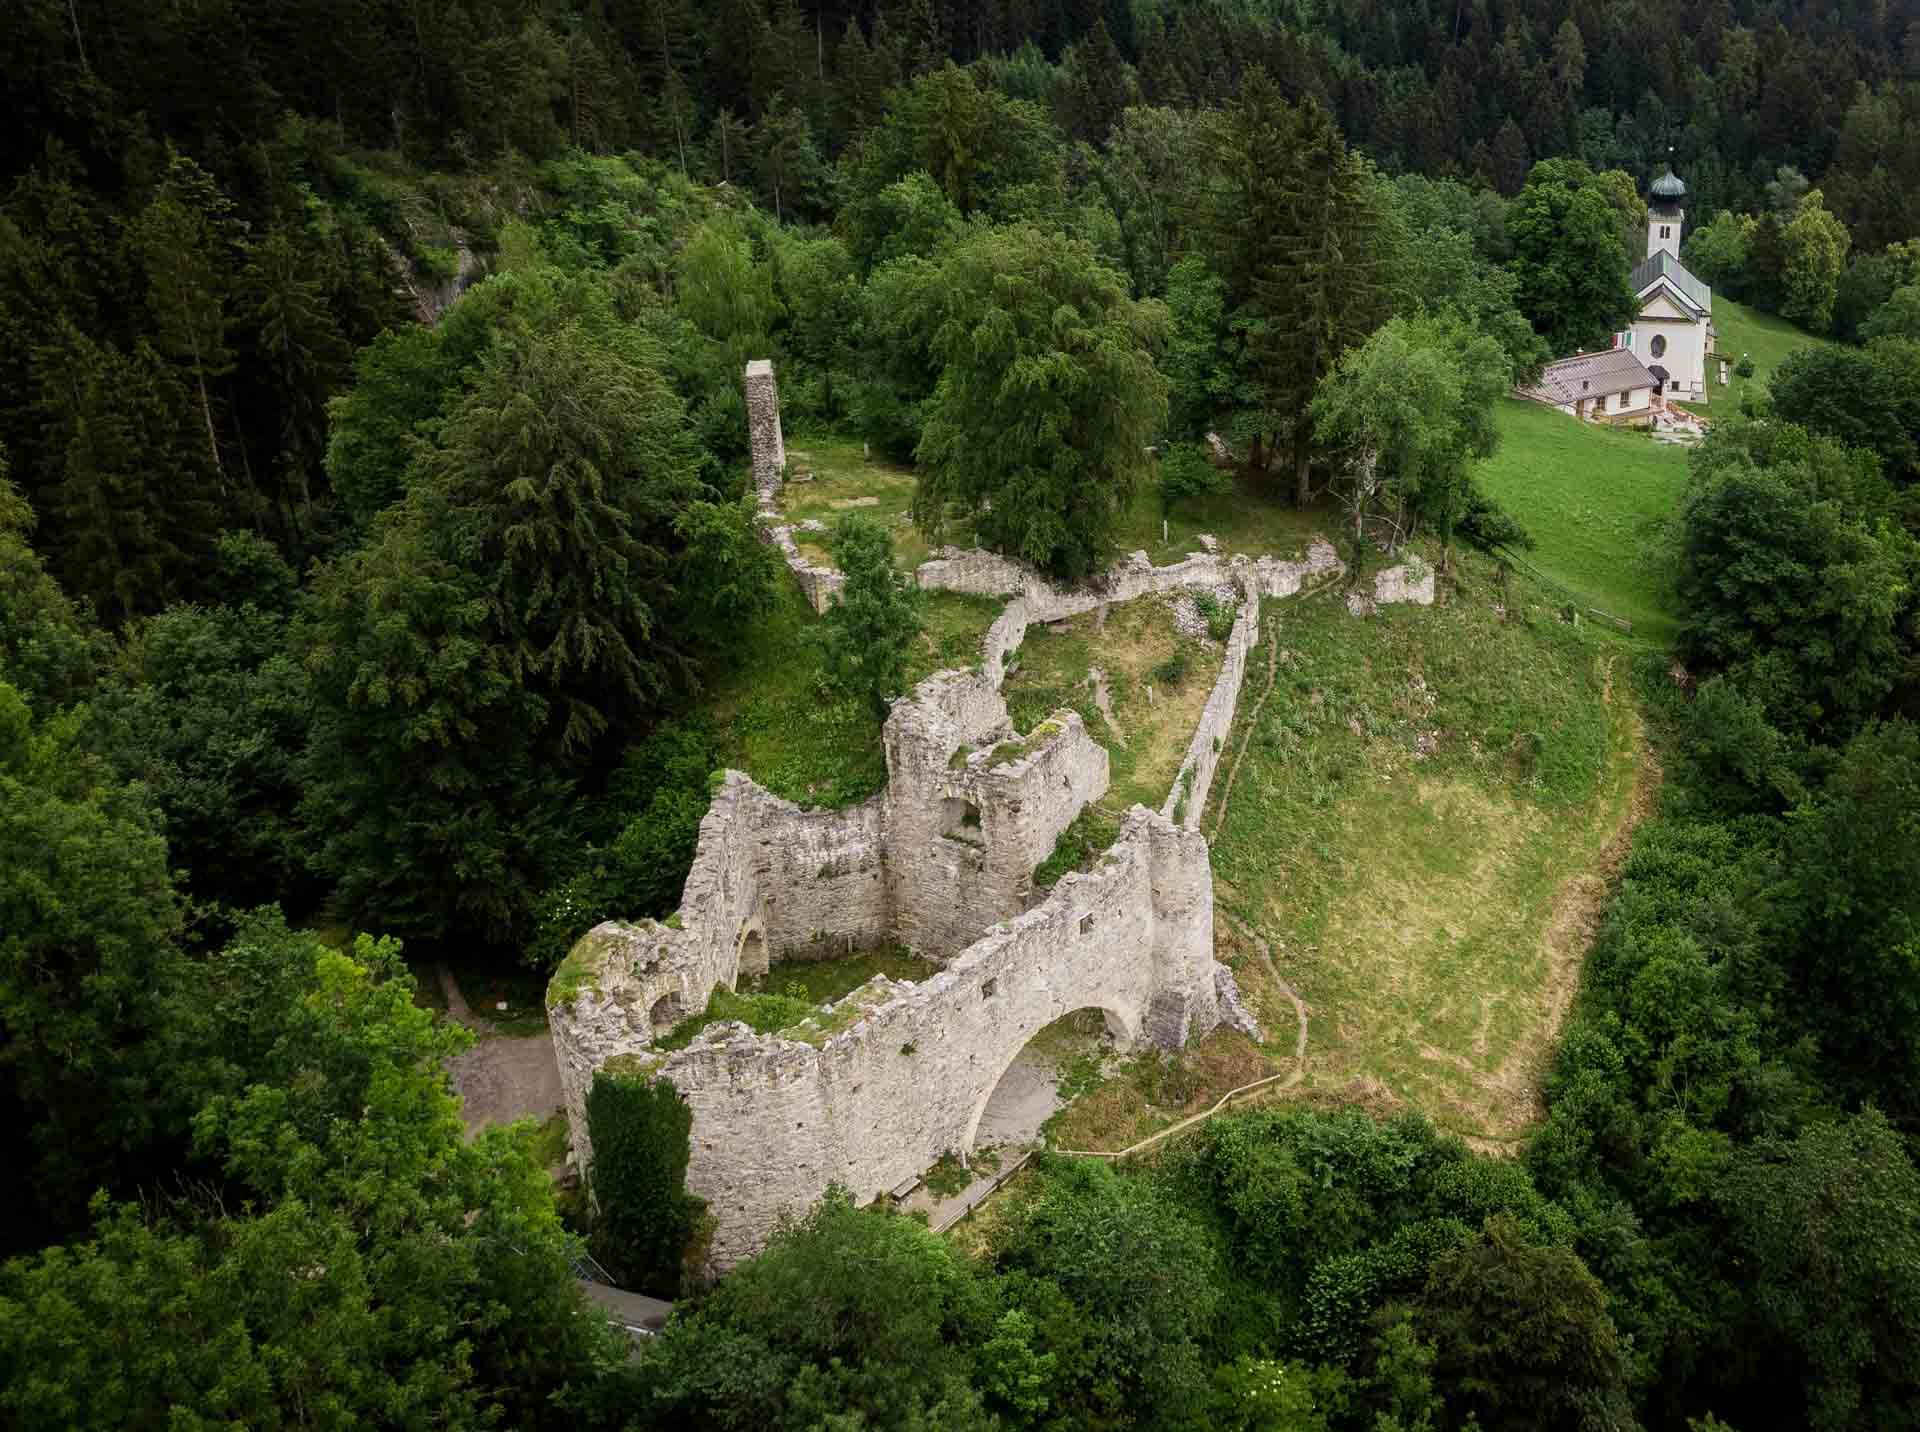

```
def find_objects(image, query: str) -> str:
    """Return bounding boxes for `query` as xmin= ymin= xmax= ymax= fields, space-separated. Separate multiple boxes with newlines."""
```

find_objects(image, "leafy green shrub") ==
xmin=585 ymin=1073 xmax=707 ymax=1295
xmin=816 ymin=513 xmax=923 ymax=718
xmin=1033 ymin=807 xmax=1115 ymax=888
xmin=1192 ymin=592 xmax=1237 ymax=641
xmin=1151 ymin=649 xmax=1191 ymax=687
xmin=1158 ymin=442 xmax=1230 ymax=514
xmin=1734 ymin=354 xmax=1756 ymax=378
xmin=413 ymin=243 xmax=461 ymax=282
xmin=1456 ymin=477 xmax=1535 ymax=552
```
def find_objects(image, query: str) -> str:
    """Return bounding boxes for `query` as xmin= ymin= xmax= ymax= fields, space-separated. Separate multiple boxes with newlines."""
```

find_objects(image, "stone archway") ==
xmin=737 ymin=926 xmax=769 ymax=981
xmin=648 ymin=993 xmax=685 ymax=1036
xmin=962 ymin=1004 xmax=1138 ymax=1157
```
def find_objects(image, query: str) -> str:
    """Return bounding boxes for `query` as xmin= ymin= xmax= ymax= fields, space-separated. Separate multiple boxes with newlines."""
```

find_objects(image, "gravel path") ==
xmin=437 ymin=961 xmax=564 ymax=1138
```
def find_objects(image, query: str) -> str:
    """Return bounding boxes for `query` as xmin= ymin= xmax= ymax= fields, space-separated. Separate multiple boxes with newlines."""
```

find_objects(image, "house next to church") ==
xmin=1613 ymin=166 xmax=1725 ymax=404
xmin=1518 ymin=347 xmax=1658 ymax=425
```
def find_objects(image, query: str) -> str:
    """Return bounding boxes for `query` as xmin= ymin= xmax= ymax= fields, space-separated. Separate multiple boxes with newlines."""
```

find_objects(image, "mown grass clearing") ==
xmin=704 ymin=581 xmax=1001 ymax=807
xmin=1687 ymin=294 xmax=1835 ymax=416
xmin=1111 ymin=466 xmax=1327 ymax=563
xmin=1199 ymin=556 xmax=1643 ymax=1144
xmin=1475 ymin=397 xmax=1688 ymax=642
xmin=781 ymin=434 xmax=929 ymax=569
xmin=1001 ymin=596 xmax=1223 ymax=880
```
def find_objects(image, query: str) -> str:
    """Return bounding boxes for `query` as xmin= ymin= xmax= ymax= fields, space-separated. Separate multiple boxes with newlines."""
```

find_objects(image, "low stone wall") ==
xmin=1345 ymin=557 xmax=1437 ymax=616
xmin=1162 ymin=584 xmax=1261 ymax=830
xmin=645 ymin=806 xmax=1219 ymax=1266
xmin=1154 ymin=539 xmax=1354 ymax=831
xmin=760 ymin=521 xmax=846 ymax=614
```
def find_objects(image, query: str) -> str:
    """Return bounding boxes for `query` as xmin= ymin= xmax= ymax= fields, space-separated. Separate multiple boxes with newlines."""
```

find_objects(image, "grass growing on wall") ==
xmin=704 ymin=583 xmax=999 ymax=808
xmin=655 ymin=947 xmax=939 ymax=1051
xmin=1002 ymin=597 xmax=1223 ymax=884
xmin=1474 ymin=397 xmax=1689 ymax=643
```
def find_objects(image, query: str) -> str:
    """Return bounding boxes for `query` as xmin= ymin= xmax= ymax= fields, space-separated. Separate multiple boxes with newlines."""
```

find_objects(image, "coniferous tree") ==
xmin=127 ymin=147 xmax=238 ymax=493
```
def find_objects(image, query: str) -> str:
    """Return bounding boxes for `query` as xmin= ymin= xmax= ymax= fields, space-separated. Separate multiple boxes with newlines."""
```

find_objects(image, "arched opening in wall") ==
xmin=965 ymin=1006 xmax=1134 ymax=1155
xmin=940 ymin=797 xmax=984 ymax=845
xmin=737 ymin=927 xmax=769 ymax=981
xmin=648 ymin=993 xmax=685 ymax=1037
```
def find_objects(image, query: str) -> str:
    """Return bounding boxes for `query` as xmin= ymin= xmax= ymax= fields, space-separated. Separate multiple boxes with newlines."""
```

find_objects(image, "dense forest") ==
xmin=4 ymin=0 xmax=1920 ymax=1428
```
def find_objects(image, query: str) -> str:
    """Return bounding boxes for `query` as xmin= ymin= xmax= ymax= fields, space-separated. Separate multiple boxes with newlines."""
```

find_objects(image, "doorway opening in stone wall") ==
xmin=648 ymin=994 xmax=684 ymax=1036
xmin=737 ymin=927 xmax=768 ymax=980
xmin=968 ymin=1007 xmax=1134 ymax=1153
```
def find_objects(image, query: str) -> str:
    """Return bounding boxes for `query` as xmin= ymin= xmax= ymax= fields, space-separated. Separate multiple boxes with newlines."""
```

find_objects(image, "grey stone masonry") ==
xmin=745 ymin=359 xmax=785 ymax=507
xmin=633 ymin=806 xmax=1219 ymax=1267
xmin=548 ymin=532 xmax=1437 ymax=1268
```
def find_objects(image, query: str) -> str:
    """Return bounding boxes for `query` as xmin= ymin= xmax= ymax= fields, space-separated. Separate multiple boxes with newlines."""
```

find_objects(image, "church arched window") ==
xmin=1650 ymin=335 xmax=1667 ymax=359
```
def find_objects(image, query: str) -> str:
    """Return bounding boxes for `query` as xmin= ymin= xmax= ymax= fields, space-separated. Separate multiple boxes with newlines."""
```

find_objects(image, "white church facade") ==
xmin=1612 ymin=167 xmax=1724 ymax=404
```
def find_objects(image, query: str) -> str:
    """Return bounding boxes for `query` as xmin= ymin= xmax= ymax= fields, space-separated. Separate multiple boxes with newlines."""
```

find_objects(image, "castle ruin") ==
xmin=546 ymin=361 xmax=1434 ymax=1268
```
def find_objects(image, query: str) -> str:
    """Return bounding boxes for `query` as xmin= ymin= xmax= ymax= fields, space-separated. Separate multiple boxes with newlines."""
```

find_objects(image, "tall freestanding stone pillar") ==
xmin=745 ymin=359 xmax=785 ymax=509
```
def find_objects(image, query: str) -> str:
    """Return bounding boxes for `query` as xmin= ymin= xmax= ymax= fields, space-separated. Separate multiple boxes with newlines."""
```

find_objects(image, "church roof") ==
xmin=1521 ymin=348 xmax=1656 ymax=406
xmin=1632 ymin=250 xmax=1712 ymax=315
xmin=1650 ymin=168 xmax=1686 ymax=201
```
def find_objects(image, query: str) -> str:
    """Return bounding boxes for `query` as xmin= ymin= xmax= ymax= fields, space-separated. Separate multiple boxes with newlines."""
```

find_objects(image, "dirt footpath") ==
xmin=438 ymin=961 xmax=564 ymax=1137
xmin=448 ymin=1033 xmax=564 ymax=1136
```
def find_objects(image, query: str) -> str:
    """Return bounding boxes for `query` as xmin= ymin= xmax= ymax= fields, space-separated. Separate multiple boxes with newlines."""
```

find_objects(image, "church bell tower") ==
xmin=1647 ymin=159 xmax=1686 ymax=261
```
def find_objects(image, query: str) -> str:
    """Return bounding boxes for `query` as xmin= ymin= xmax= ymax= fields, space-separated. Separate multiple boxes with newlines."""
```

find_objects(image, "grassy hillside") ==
xmin=1475 ymin=398 xmax=1689 ymax=643
xmin=1035 ymin=557 xmax=1646 ymax=1153
xmin=1202 ymin=557 xmax=1645 ymax=1146
xmin=1702 ymin=294 xmax=1836 ymax=413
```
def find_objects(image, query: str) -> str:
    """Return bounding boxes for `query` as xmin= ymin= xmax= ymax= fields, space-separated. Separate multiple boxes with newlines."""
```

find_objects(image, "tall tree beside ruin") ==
xmin=911 ymin=225 xmax=1168 ymax=579
xmin=817 ymin=513 xmax=922 ymax=718
xmin=1192 ymin=73 xmax=1403 ymax=505
xmin=1506 ymin=159 xmax=1637 ymax=357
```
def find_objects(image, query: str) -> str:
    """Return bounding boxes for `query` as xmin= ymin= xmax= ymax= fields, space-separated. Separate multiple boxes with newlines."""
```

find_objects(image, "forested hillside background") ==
xmin=5 ymin=2 xmax=1920 ymax=1429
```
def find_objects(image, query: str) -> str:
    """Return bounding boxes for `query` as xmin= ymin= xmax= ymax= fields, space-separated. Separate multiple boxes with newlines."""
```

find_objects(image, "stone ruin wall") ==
xmin=1162 ymin=589 xmax=1262 ymax=831
xmin=1158 ymin=539 xmax=1351 ymax=832
xmin=744 ymin=359 xmax=785 ymax=504
xmin=548 ymin=775 xmax=892 ymax=1167
xmin=745 ymin=359 xmax=845 ymax=614
xmin=882 ymin=667 xmax=1111 ymax=958
xmin=553 ymin=355 xmax=1442 ymax=1262
xmin=550 ymin=658 xmax=1111 ymax=1171
xmin=638 ymin=807 xmax=1218 ymax=1266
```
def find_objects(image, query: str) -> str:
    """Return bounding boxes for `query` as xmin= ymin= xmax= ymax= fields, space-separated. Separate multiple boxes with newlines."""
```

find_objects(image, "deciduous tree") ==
xmin=911 ymin=225 xmax=1168 ymax=578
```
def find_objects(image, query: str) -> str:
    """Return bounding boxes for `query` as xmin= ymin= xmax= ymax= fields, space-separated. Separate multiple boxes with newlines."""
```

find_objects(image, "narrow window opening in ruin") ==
xmin=982 ymin=977 xmax=998 ymax=998
xmin=1079 ymin=913 xmax=1095 ymax=935
xmin=648 ymin=994 xmax=683 ymax=1035
xmin=940 ymin=797 xmax=984 ymax=844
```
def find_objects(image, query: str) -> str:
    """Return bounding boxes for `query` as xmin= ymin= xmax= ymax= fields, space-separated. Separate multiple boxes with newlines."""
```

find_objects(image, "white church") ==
xmin=1612 ymin=166 xmax=1725 ymax=404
